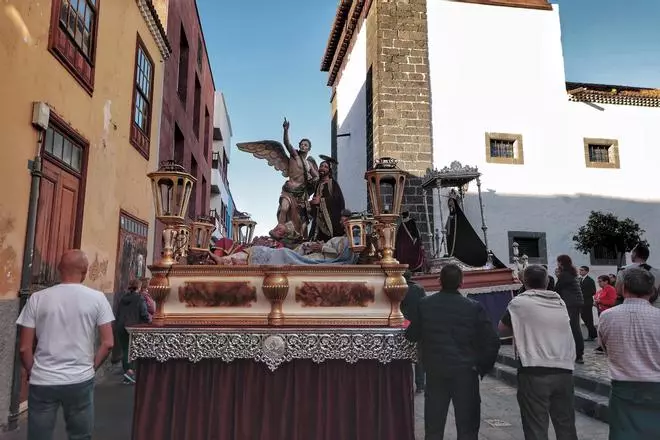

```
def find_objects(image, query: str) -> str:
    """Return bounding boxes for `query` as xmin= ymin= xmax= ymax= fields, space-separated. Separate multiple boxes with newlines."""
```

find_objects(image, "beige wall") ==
xmin=0 ymin=0 xmax=165 ymax=298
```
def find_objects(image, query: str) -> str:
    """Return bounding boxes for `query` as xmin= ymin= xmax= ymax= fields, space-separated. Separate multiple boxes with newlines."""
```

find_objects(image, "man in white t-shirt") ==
xmin=17 ymin=249 xmax=115 ymax=440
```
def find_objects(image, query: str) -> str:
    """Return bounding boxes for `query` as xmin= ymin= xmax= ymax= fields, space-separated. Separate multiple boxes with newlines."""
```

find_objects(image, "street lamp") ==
xmin=232 ymin=213 xmax=257 ymax=245
xmin=190 ymin=214 xmax=216 ymax=254
xmin=344 ymin=213 xmax=369 ymax=253
xmin=147 ymin=160 xmax=196 ymax=265
xmin=365 ymin=158 xmax=407 ymax=264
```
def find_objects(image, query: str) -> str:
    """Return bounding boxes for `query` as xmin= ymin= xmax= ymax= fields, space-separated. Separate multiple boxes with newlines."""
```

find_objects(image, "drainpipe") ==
xmin=7 ymin=131 xmax=43 ymax=430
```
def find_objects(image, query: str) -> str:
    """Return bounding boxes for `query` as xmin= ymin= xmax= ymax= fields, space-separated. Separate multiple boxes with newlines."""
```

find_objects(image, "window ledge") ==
xmin=48 ymin=47 xmax=94 ymax=97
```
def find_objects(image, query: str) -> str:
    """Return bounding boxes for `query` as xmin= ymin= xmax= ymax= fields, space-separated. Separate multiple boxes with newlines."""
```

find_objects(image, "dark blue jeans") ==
xmin=28 ymin=378 xmax=95 ymax=440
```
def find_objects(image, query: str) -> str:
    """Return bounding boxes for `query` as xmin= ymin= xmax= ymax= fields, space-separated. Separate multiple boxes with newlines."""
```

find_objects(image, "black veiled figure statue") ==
xmin=445 ymin=196 xmax=506 ymax=268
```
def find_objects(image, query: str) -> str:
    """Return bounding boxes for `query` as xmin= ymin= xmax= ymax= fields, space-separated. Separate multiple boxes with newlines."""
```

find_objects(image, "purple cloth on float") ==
xmin=467 ymin=290 xmax=514 ymax=329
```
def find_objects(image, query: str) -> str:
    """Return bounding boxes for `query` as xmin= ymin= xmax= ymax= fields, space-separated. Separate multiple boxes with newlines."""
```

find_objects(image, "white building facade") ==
xmin=322 ymin=0 xmax=660 ymax=274
xmin=211 ymin=91 xmax=236 ymax=238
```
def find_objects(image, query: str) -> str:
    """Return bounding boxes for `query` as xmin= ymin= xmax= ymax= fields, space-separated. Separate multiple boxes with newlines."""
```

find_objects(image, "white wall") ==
xmin=213 ymin=92 xmax=233 ymax=161
xmin=335 ymin=20 xmax=368 ymax=212
xmin=427 ymin=0 xmax=660 ymax=275
xmin=211 ymin=91 xmax=234 ymax=237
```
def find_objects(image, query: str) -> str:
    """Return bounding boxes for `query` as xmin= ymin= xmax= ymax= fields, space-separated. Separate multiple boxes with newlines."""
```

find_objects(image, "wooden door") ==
xmin=31 ymin=159 xmax=80 ymax=289
xmin=21 ymin=159 xmax=80 ymax=403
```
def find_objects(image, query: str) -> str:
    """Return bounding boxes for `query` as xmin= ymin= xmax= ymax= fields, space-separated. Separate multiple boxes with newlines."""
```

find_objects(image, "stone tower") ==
xmin=322 ymin=0 xmax=434 ymax=251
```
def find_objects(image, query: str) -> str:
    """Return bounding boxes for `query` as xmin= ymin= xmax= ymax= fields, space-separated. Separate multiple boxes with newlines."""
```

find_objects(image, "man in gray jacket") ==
xmin=499 ymin=265 xmax=578 ymax=440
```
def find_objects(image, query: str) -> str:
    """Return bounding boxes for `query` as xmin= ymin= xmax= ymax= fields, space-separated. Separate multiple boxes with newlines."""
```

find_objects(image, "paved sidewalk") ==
xmin=2 ymin=373 xmax=607 ymax=440
xmin=0 ymin=368 xmax=133 ymax=440
xmin=426 ymin=376 xmax=609 ymax=440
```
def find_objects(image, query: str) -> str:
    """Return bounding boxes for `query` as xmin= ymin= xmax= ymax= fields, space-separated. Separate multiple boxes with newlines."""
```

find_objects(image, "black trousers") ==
xmin=415 ymin=347 xmax=426 ymax=390
xmin=424 ymin=370 xmax=480 ymax=440
xmin=567 ymin=306 xmax=584 ymax=358
xmin=517 ymin=372 xmax=578 ymax=440
xmin=580 ymin=304 xmax=597 ymax=339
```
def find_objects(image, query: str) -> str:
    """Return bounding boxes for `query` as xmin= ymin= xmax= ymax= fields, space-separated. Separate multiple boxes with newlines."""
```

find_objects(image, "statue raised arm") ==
xmin=237 ymin=119 xmax=319 ymax=239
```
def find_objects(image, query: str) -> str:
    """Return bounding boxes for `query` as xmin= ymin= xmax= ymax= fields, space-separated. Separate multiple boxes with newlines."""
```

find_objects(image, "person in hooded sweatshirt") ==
xmin=115 ymin=279 xmax=150 ymax=384
xmin=499 ymin=265 xmax=578 ymax=440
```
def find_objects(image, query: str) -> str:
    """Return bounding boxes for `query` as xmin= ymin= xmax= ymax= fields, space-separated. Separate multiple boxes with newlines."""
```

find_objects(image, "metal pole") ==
xmin=436 ymin=181 xmax=446 ymax=256
xmin=476 ymin=176 xmax=489 ymax=251
xmin=7 ymin=133 xmax=43 ymax=430
xmin=422 ymin=188 xmax=434 ymax=257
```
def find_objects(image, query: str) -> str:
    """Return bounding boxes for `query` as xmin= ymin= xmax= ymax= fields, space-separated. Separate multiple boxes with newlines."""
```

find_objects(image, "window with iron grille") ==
xmin=485 ymin=133 xmax=524 ymax=165
xmin=588 ymin=144 xmax=610 ymax=163
xmin=583 ymin=138 xmax=619 ymax=169
xmin=490 ymin=139 xmax=515 ymax=159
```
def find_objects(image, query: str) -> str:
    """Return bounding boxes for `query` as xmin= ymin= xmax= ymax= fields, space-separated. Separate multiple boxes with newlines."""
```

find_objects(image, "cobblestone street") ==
xmin=1 ymin=368 xmax=609 ymax=440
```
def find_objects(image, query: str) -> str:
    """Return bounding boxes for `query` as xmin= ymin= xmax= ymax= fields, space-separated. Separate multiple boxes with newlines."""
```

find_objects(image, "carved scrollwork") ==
xmin=178 ymin=281 xmax=257 ymax=307
xmin=295 ymin=282 xmax=375 ymax=307
xmin=128 ymin=328 xmax=417 ymax=371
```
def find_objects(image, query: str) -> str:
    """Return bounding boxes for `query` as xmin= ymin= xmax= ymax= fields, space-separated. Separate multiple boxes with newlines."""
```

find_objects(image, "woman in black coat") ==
xmin=554 ymin=254 xmax=585 ymax=363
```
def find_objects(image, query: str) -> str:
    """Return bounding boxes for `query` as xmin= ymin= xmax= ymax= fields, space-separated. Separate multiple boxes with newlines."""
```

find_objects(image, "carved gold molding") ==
xmin=156 ymin=263 xmax=407 ymax=277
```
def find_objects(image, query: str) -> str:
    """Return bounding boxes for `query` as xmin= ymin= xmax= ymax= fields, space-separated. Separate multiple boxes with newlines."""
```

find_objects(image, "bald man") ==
xmin=17 ymin=249 xmax=115 ymax=440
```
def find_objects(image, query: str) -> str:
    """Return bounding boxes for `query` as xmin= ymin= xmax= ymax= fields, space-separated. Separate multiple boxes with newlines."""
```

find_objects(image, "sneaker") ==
xmin=123 ymin=373 xmax=136 ymax=384
xmin=595 ymin=347 xmax=604 ymax=353
xmin=575 ymin=357 xmax=584 ymax=364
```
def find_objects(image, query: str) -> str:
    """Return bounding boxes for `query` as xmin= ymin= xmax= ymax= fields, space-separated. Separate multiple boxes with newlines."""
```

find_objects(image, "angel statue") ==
xmin=237 ymin=119 xmax=319 ymax=239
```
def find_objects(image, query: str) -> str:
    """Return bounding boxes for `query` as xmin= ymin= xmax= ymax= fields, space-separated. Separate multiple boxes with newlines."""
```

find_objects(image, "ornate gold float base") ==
xmin=148 ymin=263 xmax=409 ymax=327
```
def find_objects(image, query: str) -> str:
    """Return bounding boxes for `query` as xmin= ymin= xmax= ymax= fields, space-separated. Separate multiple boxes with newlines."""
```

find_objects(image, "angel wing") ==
xmin=236 ymin=140 xmax=289 ymax=177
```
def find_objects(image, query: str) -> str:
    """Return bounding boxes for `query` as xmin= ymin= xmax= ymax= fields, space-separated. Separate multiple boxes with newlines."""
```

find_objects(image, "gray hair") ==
xmin=523 ymin=265 xmax=549 ymax=290
xmin=622 ymin=267 xmax=656 ymax=297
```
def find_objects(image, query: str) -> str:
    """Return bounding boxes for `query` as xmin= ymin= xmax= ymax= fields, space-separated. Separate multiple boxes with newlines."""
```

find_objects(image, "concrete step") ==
xmin=490 ymin=362 xmax=609 ymax=424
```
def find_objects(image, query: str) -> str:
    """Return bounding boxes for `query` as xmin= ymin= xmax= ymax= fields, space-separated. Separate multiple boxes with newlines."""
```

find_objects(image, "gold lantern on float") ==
xmin=344 ymin=213 xmax=368 ymax=253
xmin=364 ymin=157 xmax=407 ymax=264
xmin=147 ymin=160 xmax=197 ymax=265
xmin=231 ymin=212 xmax=257 ymax=245
xmin=190 ymin=214 xmax=216 ymax=254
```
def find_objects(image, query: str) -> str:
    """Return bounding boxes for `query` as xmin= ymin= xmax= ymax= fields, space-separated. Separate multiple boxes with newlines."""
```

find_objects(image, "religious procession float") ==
xmin=128 ymin=121 xmax=519 ymax=440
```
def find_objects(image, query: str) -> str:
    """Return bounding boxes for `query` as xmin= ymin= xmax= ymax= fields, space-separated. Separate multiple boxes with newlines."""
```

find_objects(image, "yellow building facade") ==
xmin=0 ymin=0 xmax=171 ymax=424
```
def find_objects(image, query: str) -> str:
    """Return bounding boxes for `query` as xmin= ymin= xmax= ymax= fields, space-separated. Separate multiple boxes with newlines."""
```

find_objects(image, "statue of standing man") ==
xmin=237 ymin=119 xmax=319 ymax=239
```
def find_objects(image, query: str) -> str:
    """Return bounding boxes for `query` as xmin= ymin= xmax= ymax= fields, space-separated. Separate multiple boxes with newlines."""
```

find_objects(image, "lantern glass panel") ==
xmin=378 ymin=179 xmax=396 ymax=214
xmin=173 ymin=178 xmax=185 ymax=217
xmin=193 ymin=228 xmax=203 ymax=248
xmin=351 ymin=225 xmax=362 ymax=247
xmin=158 ymin=178 xmax=174 ymax=216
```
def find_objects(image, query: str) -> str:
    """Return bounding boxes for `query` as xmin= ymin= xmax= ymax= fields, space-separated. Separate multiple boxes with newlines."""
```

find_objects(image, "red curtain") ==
xmin=133 ymin=358 xmax=415 ymax=440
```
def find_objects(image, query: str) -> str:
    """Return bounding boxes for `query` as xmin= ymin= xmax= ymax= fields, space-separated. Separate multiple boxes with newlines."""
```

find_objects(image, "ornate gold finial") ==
xmin=262 ymin=273 xmax=290 ymax=326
